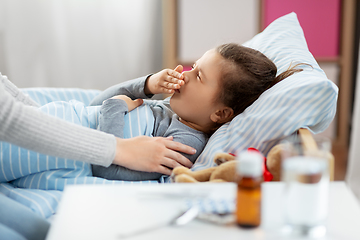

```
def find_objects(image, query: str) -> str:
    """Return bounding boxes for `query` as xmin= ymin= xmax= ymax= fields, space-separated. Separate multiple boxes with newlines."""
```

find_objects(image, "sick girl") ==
xmin=91 ymin=43 xmax=304 ymax=181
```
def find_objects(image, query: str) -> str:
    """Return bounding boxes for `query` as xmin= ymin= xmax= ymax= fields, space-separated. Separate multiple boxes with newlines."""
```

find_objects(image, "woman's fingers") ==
xmin=113 ymin=136 xmax=195 ymax=175
xmin=164 ymin=136 xmax=196 ymax=155
xmin=165 ymin=150 xmax=193 ymax=168
xmin=162 ymin=156 xmax=182 ymax=169
xmin=163 ymin=139 xmax=195 ymax=168
xmin=157 ymin=157 xmax=190 ymax=176
xmin=155 ymin=161 xmax=174 ymax=176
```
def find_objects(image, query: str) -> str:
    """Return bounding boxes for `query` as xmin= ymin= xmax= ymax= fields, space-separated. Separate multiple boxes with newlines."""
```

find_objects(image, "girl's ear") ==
xmin=210 ymin=107 xmax=234 ymax=124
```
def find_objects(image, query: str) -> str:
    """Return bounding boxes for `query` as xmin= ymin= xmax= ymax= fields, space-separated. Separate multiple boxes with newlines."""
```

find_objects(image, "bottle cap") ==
xmin=236 ymin=151 xmax=263 ymax=177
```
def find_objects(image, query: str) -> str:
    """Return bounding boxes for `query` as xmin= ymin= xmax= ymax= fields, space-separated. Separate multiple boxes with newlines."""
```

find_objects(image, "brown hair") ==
xmin=216 ymin=43 xmax=306 ymax=117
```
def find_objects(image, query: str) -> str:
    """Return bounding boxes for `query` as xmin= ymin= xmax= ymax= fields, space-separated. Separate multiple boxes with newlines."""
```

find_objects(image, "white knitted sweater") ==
xmin=0 ymin=74 xmax=116 ymax=167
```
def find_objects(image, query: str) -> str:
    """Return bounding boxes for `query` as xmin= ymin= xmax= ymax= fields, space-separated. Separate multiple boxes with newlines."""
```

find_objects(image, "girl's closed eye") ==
xmin=191 ymin=63 xmax=201 ymax=80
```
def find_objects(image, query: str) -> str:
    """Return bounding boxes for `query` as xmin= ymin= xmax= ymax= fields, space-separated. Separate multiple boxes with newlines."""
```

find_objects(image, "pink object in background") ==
xmin=263 ymin=0 xmax=341 ymax=59
xmin=182 ymin=65 xmax=192 ymax=72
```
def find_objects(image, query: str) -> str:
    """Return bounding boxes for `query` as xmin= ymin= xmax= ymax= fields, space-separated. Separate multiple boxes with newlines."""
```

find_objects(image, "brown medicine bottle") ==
xmin=236 ymin=151 xmax=263 ymax=228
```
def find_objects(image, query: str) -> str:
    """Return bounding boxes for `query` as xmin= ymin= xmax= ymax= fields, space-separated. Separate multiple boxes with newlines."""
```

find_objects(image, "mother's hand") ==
xmin=112 ymin=136 xmax=196 ymax=175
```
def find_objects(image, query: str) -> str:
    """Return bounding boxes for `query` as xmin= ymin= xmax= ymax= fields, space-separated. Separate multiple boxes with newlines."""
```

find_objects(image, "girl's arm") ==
xmin=0 ymin=81 xmax=116 ymax=166
xmin=0 ymin=75 xmax=195 ymax=172
xmin=89 ymin=75 xmax=153 ymax=106
xmin=97 ymin=98 xmax=128 ymax=138
xmin=90 ymin=65 xmax=184 ymax=106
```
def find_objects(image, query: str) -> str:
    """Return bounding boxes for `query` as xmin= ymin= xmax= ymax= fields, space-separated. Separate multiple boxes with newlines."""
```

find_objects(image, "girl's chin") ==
xmin=169 ymin=98 xmax=179 ymax=110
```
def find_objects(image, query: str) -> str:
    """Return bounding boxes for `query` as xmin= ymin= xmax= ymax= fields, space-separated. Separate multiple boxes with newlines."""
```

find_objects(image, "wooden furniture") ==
xmin=267 ymin=129 xmax=335 ymax=182
xmin=162 ymin=0 xmax=355 ymax=180
xmin=298 ymin=128 xmax=335 ymax=181
xmin=261 ymin=0 xmax=355 ymax=171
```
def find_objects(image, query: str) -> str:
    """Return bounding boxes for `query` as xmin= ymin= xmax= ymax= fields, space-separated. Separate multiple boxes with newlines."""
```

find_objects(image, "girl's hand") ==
xmin=144 ymin=65 xmax=185 ymax=95
xmin=111 ymin=95 xmax=143 ymax=112
xmin=113 ymin=136 xmax=195 ymax=175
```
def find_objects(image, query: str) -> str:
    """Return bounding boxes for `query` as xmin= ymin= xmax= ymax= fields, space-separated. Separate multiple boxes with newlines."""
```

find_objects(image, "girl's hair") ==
xmin=216 ymin=43 xmax=306 ymax=117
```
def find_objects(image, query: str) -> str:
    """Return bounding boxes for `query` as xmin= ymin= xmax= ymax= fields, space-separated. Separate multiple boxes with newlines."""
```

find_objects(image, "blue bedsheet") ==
xmin=0 ymin=87 xmax=159 ymax=218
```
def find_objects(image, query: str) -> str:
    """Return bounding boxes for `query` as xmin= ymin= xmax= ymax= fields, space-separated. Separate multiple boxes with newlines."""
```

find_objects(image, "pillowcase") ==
xmin=192 ymin=12 xmax=338 ymax=171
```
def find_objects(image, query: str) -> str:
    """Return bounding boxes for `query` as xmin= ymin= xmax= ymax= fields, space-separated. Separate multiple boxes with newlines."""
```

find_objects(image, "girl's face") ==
xmin=170 ymin=49 xmax=227 ymax=130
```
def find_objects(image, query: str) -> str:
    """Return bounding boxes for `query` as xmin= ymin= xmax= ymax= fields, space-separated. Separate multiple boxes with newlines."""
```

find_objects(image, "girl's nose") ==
xmin=182 ymin=71 xmax=190 ymax=84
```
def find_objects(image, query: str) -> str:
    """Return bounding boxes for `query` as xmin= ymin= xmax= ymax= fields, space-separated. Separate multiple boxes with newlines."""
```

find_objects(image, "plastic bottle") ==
xmin=236 ymin=151 xmax=263 ymax=228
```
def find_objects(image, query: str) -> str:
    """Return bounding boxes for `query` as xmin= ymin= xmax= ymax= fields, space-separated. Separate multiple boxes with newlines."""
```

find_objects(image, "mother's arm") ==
xmin=0 ymin=75 xmax=195 ymax=172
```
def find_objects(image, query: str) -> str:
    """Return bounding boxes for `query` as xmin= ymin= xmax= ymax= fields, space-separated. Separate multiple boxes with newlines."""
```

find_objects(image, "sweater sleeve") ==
xmin=0 ymin=79 xmax=116 ymax=167
xmin=98 ymin=99 xmax=128 ymax=138
xmin=1 ymin=74 xmax=40 ymax=107
xmin=89 ymin=75 xmax=153 ymax=106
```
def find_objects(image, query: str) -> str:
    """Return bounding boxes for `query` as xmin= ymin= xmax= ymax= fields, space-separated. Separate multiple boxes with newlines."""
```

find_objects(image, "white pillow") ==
xmin=192 ymin=12 xmax=338 ymax=170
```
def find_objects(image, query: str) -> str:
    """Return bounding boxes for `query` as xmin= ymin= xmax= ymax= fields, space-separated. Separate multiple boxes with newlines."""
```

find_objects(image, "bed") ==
xmin=0 ymin=12 xmax=338 ymax=219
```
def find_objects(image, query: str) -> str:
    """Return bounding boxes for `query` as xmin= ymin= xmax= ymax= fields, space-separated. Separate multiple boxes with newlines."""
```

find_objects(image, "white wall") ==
xmin=0 ymin=0 xmax=163 ymax=90
xmin=177 ymin=0 xmax=259 ymax=63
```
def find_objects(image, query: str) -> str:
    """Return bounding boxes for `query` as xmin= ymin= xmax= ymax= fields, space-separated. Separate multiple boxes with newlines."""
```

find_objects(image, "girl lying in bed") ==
xmin=90 ymin=43 xmax=304 ymax=181
xmin=0 ymin=43 xmax=305 ymax=184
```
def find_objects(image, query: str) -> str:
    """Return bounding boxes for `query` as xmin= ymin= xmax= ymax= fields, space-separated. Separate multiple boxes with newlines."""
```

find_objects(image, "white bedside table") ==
xmin=46 ymin=182 xmax=360 ymax=240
